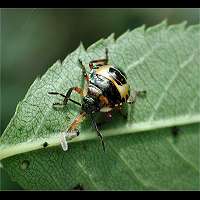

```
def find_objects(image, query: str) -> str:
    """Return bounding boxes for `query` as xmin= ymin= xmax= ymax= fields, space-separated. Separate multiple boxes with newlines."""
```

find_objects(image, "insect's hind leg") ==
xmin=48 ymin=87 xmax=83 ymax=107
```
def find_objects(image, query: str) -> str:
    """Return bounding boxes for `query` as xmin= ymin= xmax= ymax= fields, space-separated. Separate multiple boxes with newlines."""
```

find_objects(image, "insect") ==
xmin=49 ymin=48 xmax=146 ymax=151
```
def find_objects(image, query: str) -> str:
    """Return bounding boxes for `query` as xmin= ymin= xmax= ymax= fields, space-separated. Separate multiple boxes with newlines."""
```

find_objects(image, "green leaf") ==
xmin=1 ymin=21 xmax=200 ymax=190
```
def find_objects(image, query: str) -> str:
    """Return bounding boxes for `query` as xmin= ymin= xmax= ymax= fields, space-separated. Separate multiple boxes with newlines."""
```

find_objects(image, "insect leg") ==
xmin=105 ymin=111 xmax=112 ymax=119
xmin=90 ymin=114 xmax=105 ymax=152
xmin=115 ymin=106 xmax=127 ymax=119
xmin=60 ymin=111 xmax=86 ymax=151
xmin=67 ymin=111 xmax=86 ymax=132
xmin=63 ymin=87 xmax=83 ymax=104
xmin=127 ymin=90 xmax=147 ymax=104
xmin=89 ymin=48 xmax=109 ymax=68
xmin=78 ymin=59 xmax=90 ymax=83
xmin=48 ymin=87 xmax=83 ymax=107
xmin=78 ymin=59 xmax=90 ymax=96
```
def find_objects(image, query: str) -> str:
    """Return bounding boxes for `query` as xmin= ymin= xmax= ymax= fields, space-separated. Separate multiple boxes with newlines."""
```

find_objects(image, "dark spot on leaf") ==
xmin=43 ymin=142 xmax=48 ymax=148
xmin=171 ymin=126 xmax=180 ymax=137
xmin=137 ymin=90 xmax=147 ymax=97
xmin=20 ymin=160 xmax=30 ymax=170
xmin=73 ymin=184 xmax=84 ymax=190
xmin=142 ymin=90 xmax=147 ymax=95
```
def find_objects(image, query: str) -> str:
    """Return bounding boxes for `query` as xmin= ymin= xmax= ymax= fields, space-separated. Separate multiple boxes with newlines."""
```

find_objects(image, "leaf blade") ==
xmin=1 ymin=21 xmax=200 ymax=190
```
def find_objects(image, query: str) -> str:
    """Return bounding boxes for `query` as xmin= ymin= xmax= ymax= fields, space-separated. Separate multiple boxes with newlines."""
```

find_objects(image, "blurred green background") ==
xmin=1 ymin=8 xmax=199 ymax=190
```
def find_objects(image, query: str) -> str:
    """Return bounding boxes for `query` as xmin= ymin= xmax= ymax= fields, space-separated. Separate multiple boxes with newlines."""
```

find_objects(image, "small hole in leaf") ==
xmin=43 ymin=142 xmax=48 ymax=148
xmin=20 ymin=160 xmax=30 ymax=170
xmin=73 ymin=184 xmax=84 ymax=190
xmin=171 ymin=126 xmax=180 ymax=137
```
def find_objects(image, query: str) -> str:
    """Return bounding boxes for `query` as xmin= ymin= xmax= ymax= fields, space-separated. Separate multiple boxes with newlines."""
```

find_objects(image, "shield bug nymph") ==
xmin=49 ymin=48 xmax=146 ymax=151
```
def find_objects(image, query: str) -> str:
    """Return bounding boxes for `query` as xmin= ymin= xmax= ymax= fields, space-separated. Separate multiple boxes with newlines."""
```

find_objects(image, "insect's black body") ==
xmin=82 ymin=96 xmax=100 ymax=114
xmin=82 ymin=68 xmax=125 ymax=114
xmin=89 ymin=73 xmax=121 ymax=105
xmin=49 ymin=49 xmax=145 ymax=151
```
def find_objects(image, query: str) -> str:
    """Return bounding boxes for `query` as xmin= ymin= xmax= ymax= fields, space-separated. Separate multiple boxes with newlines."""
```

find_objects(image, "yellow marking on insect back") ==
xmin=95 ymin=65 xmax=111 ymax=75
xmin=95 ymin=65 xmax=129 ymax=100
xmin=114 ymin=83 xmax=129 ymax=100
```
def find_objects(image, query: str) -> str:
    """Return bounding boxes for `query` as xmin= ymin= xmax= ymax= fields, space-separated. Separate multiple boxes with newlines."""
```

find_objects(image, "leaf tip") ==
xmin=116 ymin=29 xmax=130 ymax=42
xmin=57 ymin=59 xmax=62 ymax=64
xmin=162 ymin=19 xmax=168 ymax=26
xmin=186 ymin=23 xmax=200 ymax=33
xmin=79 ymin=41 xmax=86 ymax=51
xmin=134 ymin=24 xmax=146 ymax=34
xmin=87 ymin=38 xmax=104 ymax=51
xmin=107 ymin=32 xmax=115 ymax=42
xmin=168 ymin=21 xmax=188 ymax=32
xmin=147 ymin=20 xmax=168 ymax=32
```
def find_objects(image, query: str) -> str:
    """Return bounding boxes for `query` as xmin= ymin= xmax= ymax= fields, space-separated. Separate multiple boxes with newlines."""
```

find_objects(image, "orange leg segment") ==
xmin=67 ymin=112 xmax=86 ymax=132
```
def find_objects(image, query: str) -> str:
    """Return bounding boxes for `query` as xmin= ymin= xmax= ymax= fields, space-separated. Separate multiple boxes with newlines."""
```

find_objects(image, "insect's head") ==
xmin=82 ymin=96 xmax=100 ymax=114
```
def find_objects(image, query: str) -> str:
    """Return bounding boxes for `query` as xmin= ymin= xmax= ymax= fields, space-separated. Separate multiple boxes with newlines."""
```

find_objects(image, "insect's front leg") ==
xmin=60 ymin=111 xmax=86 ymax=151
xmin=48 ymin=87 xmax=83 ymax=108
xmin=127 ymin=90 xmax=147 ymax=104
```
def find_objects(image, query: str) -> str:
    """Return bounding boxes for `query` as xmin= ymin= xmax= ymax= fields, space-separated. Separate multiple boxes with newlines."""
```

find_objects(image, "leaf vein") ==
xmin=148 ymin=51 xmax=197 ymax=121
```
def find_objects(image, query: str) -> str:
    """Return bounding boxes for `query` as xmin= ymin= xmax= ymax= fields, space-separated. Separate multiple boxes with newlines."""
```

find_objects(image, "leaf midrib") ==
xmin=0 ymin=114 xmax=199 ymax=160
